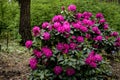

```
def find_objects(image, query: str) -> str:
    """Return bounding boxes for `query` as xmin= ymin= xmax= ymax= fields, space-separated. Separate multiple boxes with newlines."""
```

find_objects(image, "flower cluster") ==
xmin=25 ymin=4 xmax=120 ymax=80
xmin=85 ymin=51 xmax=102 ymax=68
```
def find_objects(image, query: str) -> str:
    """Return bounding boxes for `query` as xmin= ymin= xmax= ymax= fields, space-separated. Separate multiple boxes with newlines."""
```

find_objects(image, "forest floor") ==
xmin=0 ymin=41 xmax=120 ymax=80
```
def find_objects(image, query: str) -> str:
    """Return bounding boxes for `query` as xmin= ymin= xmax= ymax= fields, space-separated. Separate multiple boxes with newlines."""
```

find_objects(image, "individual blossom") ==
xmin=57 ymin=26 xmax=65 ymax=33
xmin=41 ymin=46 xmax=53 ymax=58
xmin=33 ymin=49 xmax=42 ymax=58
xmin=48 ymin=24 xmax=53 ymax=31
xmin=62 ymin=43 xmax=69 ymax=54
xmin=71 ymin=36 xmax=76 ymax=40
xmin=66 ymin=68 xmax=75 ymax=76
xmin=111 ymin=32 xmax=119 ymax=37
xmin=92 ymin=27 xmax=101 ymax=35
xmin=116 ymin=37 xmax=120 ymax=42
xmin=85 ymin=34 xmax=91 ymax=39
xmin=63 ymin=43 xmax=69 ymax=50
xmin=82 ymin=19 xmax=93 ymax=26
xmin=68 ymin=4 xmax=76 ymax=12
xmin=85 ymin=51 xmax=95 ymax=65
xmin=89 ymin=62 xmax=97 ymax=68
xmin=32 ymin=26 xmax=40 ymax=37
xmin=25 ymin=40 xmax=32 ymax=48
xmin=103 ymin=24 xmax=109 ymax=30
xmin=42 ymin=22 xmax=49 ymax=29
xmin=96 ymin=13 xmax=104 ymax=19
xmin=72 ymin=21 xmax=81 ymax=29
xmin=53 ymin=22 xmax=62 ymax=29
xmin=99 ymin=18 xmax=106 ymax=24
xmin=95 ymin=36 xmax=103 ymax=41
xmin=79 ymin=26 xmax=88 ymax=33
xmin=82 ymin=12 xmax=92 ymax=19
xmin=29 ymin=57 xmax=37 ymax=70
xmin=63 ymin=21 xmax=71 ymax=32
xmin=77 ymin=36 xmax=84 ymax=43
xmin=94 ymin=54 xmax=102 ymax=62
xmin=56 ymin=43 xmax=64 ymax=51
xmin=43 ymin=32 xmax=51 ymax=40
xmin=52 ymin=15 xmax=64 ymax=22
xmin=85 ymin=51 xmax=102 ymax=68
xmin=114 ymin=42 xmax=120 ymax=47
xmin=75 ymin=13 xmax=82 ymax=19
xmin=69 ymin=42 xmax=77 ymax=50
xmin=61 ymin=6 xmax=65 ymax=11
xmin=53 ymin=66 xmax=63 ymax=75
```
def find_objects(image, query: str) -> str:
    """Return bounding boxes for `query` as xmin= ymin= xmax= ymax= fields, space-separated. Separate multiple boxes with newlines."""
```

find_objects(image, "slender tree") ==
xmin=19 ymin=0 xmax=32 ymax=45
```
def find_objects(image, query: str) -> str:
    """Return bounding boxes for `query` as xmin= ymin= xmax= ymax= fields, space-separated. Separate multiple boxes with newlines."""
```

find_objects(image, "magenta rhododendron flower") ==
xmin=42 ymin=22 xmax=49 ymax=29
xmin=61 ymin=6 xmax=65 ymax=11
xmin=95 ymin=36 xmax=103 ymax=41
xmin=72 ymin=21 xmax=81 ymax=29
xmin=41 ymin=47 xmax=53 ymax=58
xmin=79 ymin=26 xmax=88 ymax=32
xmin=116 ymin=37 xmax=120 ymax=42
xmin=86 ymin=34 xmax=91 ymax=39
xmin=57 ymin=26 xmax=65 ymax=33
xmin=85 ymin=51 xmax=103 ymax=68
xmin=66 ymin=68 xmax=75 ymax=76
xmin=94 ymin=54 xmax=102 ymax=62
xmin=32 ymin=26 xmax=40 ymax=37
xmin=71 ymin=36 xmax=76 ymax=40
xmin=52 ymin=15 xmax=64 ymax=22
xmin=89 ymin=62 xmax=97 ymax=68
xmin=82 ymin=19 xmax=93 ymax=26
xmin=53 ymin=66 xmax=63 ymax=75
xmin=53 ymin=22 xmax=62 ymax=29
xmin=63 ymin=43 xmax=69 ymax=50
xmin=25 ymin=40 xmax=32 ymax=48
xmin=68 ymin=4 xmax=76 ymax=12
xmin=69 ymin=42 xmax=77 ymax=50
xmin=104 ymin=24 xmax=109 ymax=30
xmin=77 ymin=36 xmax=84 ymax=43
xmin=63 ymin=21 xmax=71 ymax=32
xmin=92 ymin=27 xmax=101 ymax=35
xmin=56 ymin=43 xmax=64 ymax=51
xmin=33 ymin=49 xmax=42 ymax=58
xmin=111 ymin=32 xmax=119 ymax=37
xmin=82 ymin=12 xmax=92 ymax=19
xmin=114 ymin=42 xmax=120 ymax=47
xmin=29 ymin=57 xmax=37 ymax=70
xmin=62 ymin=43 xmax=69 ymax=54
xmin=75 ymin=13 xmax=82 ymax=19
xmin=99 ymin=18 xmax=106 ymax=23
xmin=96 ymin=13 xmax=104 ymax=19
xmin=43 ymin=32 xmax=51 ymax=40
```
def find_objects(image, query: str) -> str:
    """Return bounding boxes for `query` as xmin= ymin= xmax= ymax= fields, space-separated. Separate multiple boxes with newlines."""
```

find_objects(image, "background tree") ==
xmin=19 ymin=0 xmax=32 ymax=45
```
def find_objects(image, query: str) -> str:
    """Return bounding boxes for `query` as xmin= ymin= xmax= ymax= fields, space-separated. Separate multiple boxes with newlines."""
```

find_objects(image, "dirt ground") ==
xmin=0 ymin=52 xmax=31 ymax=80
xmin=0 ymin=52 xmax=120 ymax=80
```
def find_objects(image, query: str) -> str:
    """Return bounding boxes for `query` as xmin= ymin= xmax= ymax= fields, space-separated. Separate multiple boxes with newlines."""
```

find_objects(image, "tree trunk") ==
xmin=19 ymin=0 xmax=32 ymax=45
xmin=118 ymin=0 xmax=120 ymax=4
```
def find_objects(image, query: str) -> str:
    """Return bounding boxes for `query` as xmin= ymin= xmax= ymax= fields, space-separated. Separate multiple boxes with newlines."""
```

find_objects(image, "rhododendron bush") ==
xmin=25 ymin=4 xmax=120 ymax=80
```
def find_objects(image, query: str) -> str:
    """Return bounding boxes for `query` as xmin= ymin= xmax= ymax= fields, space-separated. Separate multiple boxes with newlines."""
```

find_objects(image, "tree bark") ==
xmin=118 ymin=0 xmax=120 ymax=4
xmin=19 ymin=0 xmax=32 ymax=45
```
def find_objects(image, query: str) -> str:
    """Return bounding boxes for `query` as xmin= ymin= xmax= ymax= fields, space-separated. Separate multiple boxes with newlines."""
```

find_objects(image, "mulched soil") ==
xmin=0 ymin=52 xmax=120 ymax=80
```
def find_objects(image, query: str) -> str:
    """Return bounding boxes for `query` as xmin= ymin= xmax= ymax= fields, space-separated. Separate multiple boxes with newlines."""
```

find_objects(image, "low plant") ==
xmin=26 ymin=4 xmax=120 ymax=80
